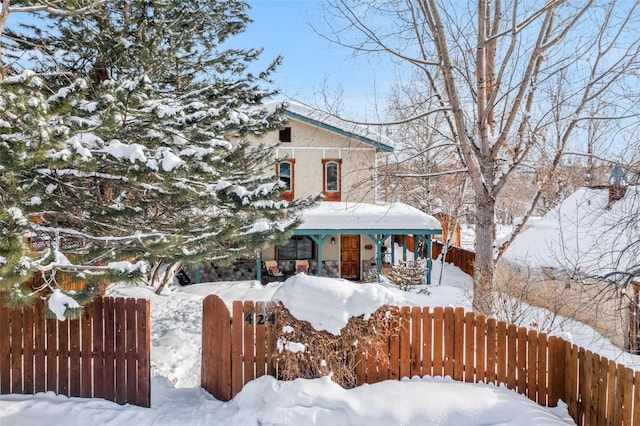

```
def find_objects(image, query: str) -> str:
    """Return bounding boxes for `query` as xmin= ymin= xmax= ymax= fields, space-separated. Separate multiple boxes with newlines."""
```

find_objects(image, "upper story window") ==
xmin=279 ymin=127 xmax=292 ymax=142
xmin=277 ymin=159 xmax=295 ymax=201
xmin=322 ymin=158 xmax=342 ymax=201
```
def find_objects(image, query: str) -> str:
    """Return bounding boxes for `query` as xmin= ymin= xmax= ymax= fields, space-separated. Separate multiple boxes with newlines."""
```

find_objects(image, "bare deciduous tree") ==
xmin=322 ymin=0 xmax=640 ymax=315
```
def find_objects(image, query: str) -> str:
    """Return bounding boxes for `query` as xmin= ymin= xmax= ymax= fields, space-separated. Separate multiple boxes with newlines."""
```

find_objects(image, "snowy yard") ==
xmin=1 ymin=260 xmax=638 ymax=425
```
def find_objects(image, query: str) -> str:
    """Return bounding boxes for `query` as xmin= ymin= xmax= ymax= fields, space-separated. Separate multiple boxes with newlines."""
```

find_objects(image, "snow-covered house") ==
xmin=497 ymin=181 xmax=640 ymax=350
xmin=196 ymin=102 xmax=441 ymax=283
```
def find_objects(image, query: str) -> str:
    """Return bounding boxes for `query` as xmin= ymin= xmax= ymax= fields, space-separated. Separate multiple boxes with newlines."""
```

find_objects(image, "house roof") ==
xmin=503 ymin=186 xmax=640 ymax=281
xmin=265 ymin=101 xmax=394 ymax=153
xmin=292 ymin=202 xmax=442 ymax=235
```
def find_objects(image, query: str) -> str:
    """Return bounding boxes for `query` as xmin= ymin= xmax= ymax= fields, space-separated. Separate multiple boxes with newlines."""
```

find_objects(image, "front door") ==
xmin=340 ymin=235 xmax=360 ymax=279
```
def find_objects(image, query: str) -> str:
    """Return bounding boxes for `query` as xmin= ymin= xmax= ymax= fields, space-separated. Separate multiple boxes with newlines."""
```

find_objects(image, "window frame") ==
xmin=322 ymin=158 xmax=342 ymax=201
xmin=277 ymin=236 xmax=316 ymax=261
xmin=277 ymin=158 xmax=295 ymax=201
xmin=279 ymin=127 xmax=292 ymax=143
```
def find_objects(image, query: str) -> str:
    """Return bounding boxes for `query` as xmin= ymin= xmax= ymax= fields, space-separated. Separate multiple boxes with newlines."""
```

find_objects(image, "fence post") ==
xmin=201 ymin=295 xmax=232 ymax=401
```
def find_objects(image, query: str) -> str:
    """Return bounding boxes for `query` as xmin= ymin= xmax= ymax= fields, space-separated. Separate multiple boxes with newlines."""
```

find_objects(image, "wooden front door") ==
xmin=340 ymin=235 xmax=360 ymax=279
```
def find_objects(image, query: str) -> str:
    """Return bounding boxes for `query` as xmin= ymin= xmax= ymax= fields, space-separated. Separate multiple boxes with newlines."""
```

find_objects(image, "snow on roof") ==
xmin=264 ymin=100 xmax=394 ymax=152
xmin=295 ymin=202 xmax=442 ymax=232
xmin=503 ymin=186 xmax=640 ymax=279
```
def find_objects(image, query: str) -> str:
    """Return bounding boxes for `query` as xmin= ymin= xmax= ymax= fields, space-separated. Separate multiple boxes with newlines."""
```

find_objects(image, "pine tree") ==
xmin=0 ymin=1 xmax=317 ymax=314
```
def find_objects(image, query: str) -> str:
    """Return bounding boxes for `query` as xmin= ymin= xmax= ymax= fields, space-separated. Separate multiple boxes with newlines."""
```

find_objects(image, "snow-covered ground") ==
xmin=2 ymin=260 xmax=639 ymax=425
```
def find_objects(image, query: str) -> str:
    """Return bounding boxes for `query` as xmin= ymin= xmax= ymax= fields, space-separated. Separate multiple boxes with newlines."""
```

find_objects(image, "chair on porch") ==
xmin=264 ymin=260 xmax=284 ymax=277
xmin=295 ymin=259 xmax=309 ymax=274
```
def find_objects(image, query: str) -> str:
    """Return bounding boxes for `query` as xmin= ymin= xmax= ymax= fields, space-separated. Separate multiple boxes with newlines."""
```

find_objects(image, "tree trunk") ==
xmin=154 ymin=261 xmax=183 ymax=295
xmin=473 ymin=194 xmax=496 ymax=315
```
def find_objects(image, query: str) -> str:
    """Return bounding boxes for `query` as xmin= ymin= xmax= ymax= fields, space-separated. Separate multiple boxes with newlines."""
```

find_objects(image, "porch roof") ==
xmin=292 ymin=202 xmax=442 ymax=235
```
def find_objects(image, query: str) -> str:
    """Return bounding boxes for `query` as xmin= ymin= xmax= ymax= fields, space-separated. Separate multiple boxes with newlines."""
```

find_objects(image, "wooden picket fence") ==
xmin=432 ymin=241 xmax=475 ymax=276
xmin=0 ymin=296 xmax=151 ymax=407
xmin=201 ymin=295 xmax=640 ymax=426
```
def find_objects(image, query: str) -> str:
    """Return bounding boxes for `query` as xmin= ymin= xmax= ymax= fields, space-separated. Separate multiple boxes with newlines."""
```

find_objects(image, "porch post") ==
xmin=402 ymin=235 xmax=407 ymax=261
xmin=256 ymin=250 xmax=262 ymax=282
xmin=309 ymin=234 xmax=331 ymax=277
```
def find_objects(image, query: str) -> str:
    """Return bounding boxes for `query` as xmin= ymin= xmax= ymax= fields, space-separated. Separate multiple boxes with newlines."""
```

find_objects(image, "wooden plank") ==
xmin=597 ymin=356 xmax=609 ymax=426
xmin=566 ymin=345 xmax=579 ymax=422
xmin=496 ymin=321 xmax=507 ymax=386
xmin=0 ymin=302 xmax=10 ymax=394
xmin=476 ymin=315 xmax=486 ymax=383
xmin=582 ymin=350 xmax=593 ymax=426
xmin=453 ymin=308 xmax=464 ymax=382
xmin=10 ymin=308 xmax=23 ymax=394
xmin=114 ymin=298 xmax=127 ymax=404
xmin=201 ymin=295 xmax=232 ymax=402
xmin=266 ymin=303 xmax=277 ymax=378
xmin=422 ymin=307 xmax=432 ymax=378
xmin=378 ymin=326 xmax=390 ymax=381
xmin=366 ymin=343 xmax=377 ymax=383
xmin=517 ymin=327 xmax=527 ymax=396
xmin=136 ymin=299 xmax=151 ymax=407
xmin=399 ymin=306 xmax=411 ymax=380
xmin=231 ymin=301 xmax=244 ymax=396
xmin=46 ymin=315 xmax=58 ymax=393
xmin=576 ymin=347 xmax=585 ymax=424
xmin=255 ymin=302 xmax=267 ymax=378
xmin=443 ymin=307 xmax=454 ymax=378
xmin=355 ymin=346 xmax=366 ymax=386
xmin=388 ymin=306 xmax=400 ymax=380
xmin=68 ymin=316 xmax=81 ymax=397
xmin=58 ymin=313 xmax=70 ymax=396
xmin=22 ymin=305 xmax=34 ymax=394
xmin=486 ymin=318 xmax=496 ymax=384
xmin=588 ymin=352 xmax=599 ymax=426
xmin=243 ymin=301 xmax=256 ymax=385
xmin=433 ymin=307 xmax=443 ymax=377
xmin=410 ymin=307 xmax=422 ymax=378
xmin=622 ymin=366 xmax=633 ymax=426
xmin=125 ymin=298 xmax=137 ymax=404
xmin=33 ymin=301 xmax=46 ymax=393
xmin=606 ymin=359 xmax=616 ymax=425
xmin=464 ymin=312 xmax=475 ymax=383
xmin=103 ymin=297 xmax=116 ymax=401
xmin=506 ymin=324 xmax=517 ymax=392
xmin=537 ymin=334 xmax=547 ymax=406
xmin=80 ymin=306 xmax=92 ymax=398
xmin=526 ymin=330 xmax=537 ymax=402
xmin=92 ymin=297 xmax=105 ymax=399
xmin=633 ymin=370 xmax=640 ymax=426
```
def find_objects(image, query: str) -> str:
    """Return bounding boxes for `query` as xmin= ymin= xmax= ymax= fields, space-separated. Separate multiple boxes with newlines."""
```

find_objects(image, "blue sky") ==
xmin=233 ymin=1 xmax=397 ymax=120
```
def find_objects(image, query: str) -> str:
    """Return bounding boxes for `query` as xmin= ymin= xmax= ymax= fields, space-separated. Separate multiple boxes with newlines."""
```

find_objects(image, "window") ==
xmin=277 ymin=159 xmax=295 ymax=201
xmin=279 ymin=127 xmax=292 ymax=142
xmin=322 ymin=159 xmax=342 ymax=201
xmin=278 ymin=236 xmax=315 ymax=260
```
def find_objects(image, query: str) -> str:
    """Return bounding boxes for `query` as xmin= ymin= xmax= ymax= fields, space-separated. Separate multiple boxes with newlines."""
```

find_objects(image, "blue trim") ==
xmin=293 ymin=229 xmax=441 ymax=236
xmin=284 ymin=110 xmax=394 ymax=153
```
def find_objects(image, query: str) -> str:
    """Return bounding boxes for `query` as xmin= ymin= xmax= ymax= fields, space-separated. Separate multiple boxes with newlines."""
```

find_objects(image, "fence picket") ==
xmin=255 ymin=302 xmax=267 ymax=378
xmin=464 ymin=312 xmax=475 ymax=383
xmin=81 ymin=307 xmax=92 ymax=398
xmin=10 ymin=308 xmax=23 ymax=394
xmin=231 ymin=301 xmax=244 ymax=395
xmin=92 ymin=297 xmax=105 ymax=399
xmin=443 ymin=308 xmax=454 ymax=377
xmin=476 ymin=315 xmax=486 ymax=383
xmin=399 ymin=307 xmax=411 ymax=379
xmin=125 ymin=298 xmax=137 ymax=404
xmin=622 ymin=366 xmax=633 ymax=425
xmin=453 ymin=308 xmax=464 ymax=382
xmin=537 ymin=334 xmax=547 ymax=405
xmin=243 ymin=301 xmax=256 ymax=385
xmin=22 ymin=305 xmax=34 ymax=394
xmin=422 ymin=307 xmax=432 ymax=378
xmin=633 ymin=371 xmax=640 ymax=426
xmin=68 ymin=317 xmax=81 ymax=397
xmin=410 ymin=307 xmax=422 ymax=378
xmin=527 ymin=330 xmax=538 ymax=402
xmin=486 ymin=318 xmax=497 ymax=384
xmin=46 ymin=315 xmax=58 ymax=393
xmin=433 ymin=308 xmax=443 ymax=377
xmin=389 ymin=306 xmax=400 ymax=380
xmin=506 ymin=324 xmax=517 ymax=391
xmin=517 ymin=327 xmax=527 ymax=395
xmin=0 ymin=304 xmax=9 ymax=394
xmin=496 ymin=322 xmax=506 ymax=386
xmin=597 ymin=356 xmax=608 ymax=426
xmin=114 ymin=299 xmax=126 ymax=404
xmin=103 ymin=297 xmax=115 ymax=401
xmin=33 ymin=303 xmax=46 ymax=393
